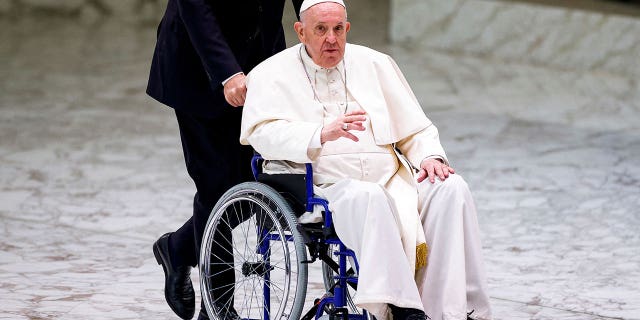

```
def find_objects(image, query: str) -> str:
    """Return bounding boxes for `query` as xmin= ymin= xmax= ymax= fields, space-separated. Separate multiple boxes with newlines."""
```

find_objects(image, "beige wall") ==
xmin=0 ymin=0 xmax=164 ymax=21
xmin=390 ymin=0 xmax=640 ymax=78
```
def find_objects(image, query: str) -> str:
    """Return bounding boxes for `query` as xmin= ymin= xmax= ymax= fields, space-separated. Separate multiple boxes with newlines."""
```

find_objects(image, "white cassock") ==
xmin=240 ymin=43 xmax=492 ymax=320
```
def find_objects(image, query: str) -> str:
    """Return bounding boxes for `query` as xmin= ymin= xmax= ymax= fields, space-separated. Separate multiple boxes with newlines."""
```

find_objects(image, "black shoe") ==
xmin=153 ymin=233 xmax=195 ymax=320
xmin=197 ymin=304 xmax=241 ymax=320
xmin=196 ymin=308 xmax=241 ymax=320
xmin=389 ymin=305 xmax=429 ymax=320
xmin=196 ymin=309 xmax=209 ymax=320
xmin=210 ymin=302 xmax=241 ymax=320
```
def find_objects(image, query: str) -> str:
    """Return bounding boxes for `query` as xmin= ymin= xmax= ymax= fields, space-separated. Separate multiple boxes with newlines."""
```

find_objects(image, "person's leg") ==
xmin=177 ymin=108 xmax=254 ymax=275
xmin=321 ymin=180 xmax=425 ymax=320
xmin=168 ymin=218 xmax=197 ymax=267
xmin=158 ymin=109 xmax=253 ymax=319
xmin=416 ymin=174 xmax=492 ymax=320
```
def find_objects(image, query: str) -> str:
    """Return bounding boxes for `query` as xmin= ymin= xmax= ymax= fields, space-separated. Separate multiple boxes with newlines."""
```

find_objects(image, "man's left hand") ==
xmin=416 ymin=158 xmax=455 ymax=183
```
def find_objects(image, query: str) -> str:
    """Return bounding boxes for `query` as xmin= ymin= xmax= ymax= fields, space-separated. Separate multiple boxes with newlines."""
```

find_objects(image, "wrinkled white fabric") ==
xmin=321 ymin=180 xmax=423 ymax=320
xmin=415 ymin=175 xmax=493 ymax=320
xmin=241 ymin=43 xmax=492 ymax=320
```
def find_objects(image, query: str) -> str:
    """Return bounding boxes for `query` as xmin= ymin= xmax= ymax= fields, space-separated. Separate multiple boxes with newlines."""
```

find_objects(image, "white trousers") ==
xmin=416 ymin=174 xmax=492 ymax=320
xmin=322 ymin=175 xmax=492 ymax=320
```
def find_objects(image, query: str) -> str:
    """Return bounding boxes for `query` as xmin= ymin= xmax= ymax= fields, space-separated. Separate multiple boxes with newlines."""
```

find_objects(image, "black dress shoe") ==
xmin=197 ymin=304 xmax=241 ymax=320
xmin=389 ymin=305 xmax=429 ymax=320
xmin=196 ymin=309 xmax=209 ymax=320
xmin=153 ymin=232 xmax=195 ymax=319
xmin=213 ymin=302 xmax=242 ymax=320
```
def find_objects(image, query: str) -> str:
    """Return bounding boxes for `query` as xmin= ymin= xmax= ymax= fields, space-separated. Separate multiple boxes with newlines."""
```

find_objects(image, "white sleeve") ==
xmin=395 ymin=124 xmax=449 ymax=168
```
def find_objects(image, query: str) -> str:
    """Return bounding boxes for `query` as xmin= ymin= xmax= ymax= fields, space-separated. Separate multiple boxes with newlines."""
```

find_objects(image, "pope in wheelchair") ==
xmin=199 ymin=1 xmax=492 ymax=320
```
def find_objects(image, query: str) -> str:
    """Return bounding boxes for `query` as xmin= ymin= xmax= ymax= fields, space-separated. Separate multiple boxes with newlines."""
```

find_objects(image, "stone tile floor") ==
xmin=1 ymin=9 xmax=639 ymax=320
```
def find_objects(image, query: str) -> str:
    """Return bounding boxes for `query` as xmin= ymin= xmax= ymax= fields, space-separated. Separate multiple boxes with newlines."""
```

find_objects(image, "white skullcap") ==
xmin=300 ymin=0 xmax=346 ymax=13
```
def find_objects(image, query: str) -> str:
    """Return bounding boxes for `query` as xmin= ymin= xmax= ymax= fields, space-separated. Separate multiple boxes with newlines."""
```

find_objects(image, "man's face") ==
xmin=294 ymin=3 xmax=350 ymax=68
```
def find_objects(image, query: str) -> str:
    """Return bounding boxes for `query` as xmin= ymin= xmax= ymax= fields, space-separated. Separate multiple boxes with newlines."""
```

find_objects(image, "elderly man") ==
xmin=240 ymin=1 xmax=492 ymax=319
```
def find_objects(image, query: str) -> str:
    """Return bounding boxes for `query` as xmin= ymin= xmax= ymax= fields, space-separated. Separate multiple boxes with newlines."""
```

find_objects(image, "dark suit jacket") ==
xmin=147 ymin=0 xmax=302 ymax=118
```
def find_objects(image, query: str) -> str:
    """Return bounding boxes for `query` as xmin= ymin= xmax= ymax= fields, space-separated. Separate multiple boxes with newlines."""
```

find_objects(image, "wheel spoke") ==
xmin=200 ymin=184 xmax=307 ymax=320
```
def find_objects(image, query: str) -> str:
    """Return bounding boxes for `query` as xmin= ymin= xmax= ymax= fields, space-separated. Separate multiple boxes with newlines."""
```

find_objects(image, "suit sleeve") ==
xmin=176 ymin=0 xmax=242 ymax=86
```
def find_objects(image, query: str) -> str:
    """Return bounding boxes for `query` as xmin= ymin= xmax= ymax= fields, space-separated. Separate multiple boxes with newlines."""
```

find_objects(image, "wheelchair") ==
xmin=199 ymin=155 xmax=371 ymax=320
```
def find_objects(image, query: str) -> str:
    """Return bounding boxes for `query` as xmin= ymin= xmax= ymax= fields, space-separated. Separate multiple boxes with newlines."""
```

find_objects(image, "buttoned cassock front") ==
xmin=240 ymin=43 xmax=492 ymax=320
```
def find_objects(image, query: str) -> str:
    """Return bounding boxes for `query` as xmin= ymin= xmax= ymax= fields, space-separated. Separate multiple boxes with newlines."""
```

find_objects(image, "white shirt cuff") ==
xmin=309 ymin=126 xmax=322 ymax=149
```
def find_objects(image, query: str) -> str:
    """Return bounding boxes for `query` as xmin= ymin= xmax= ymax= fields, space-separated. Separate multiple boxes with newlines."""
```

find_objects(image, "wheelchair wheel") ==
xmin=321 ymin=244 xmax=372 ymax=319
xmin=200 ymin=182 xmax=308 ymax=320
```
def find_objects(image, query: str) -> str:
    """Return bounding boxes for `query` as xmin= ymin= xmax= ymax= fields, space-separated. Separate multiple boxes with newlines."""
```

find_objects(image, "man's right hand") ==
xmin=223 ymin=73 xmax=247 ymax=107
xmin=321 ymin=110 xmax=367 ymax=144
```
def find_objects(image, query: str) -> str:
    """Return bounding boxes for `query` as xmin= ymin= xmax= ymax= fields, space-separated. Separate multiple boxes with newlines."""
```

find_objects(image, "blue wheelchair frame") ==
xmin=250 ymin=154 xmax=369 ymax=320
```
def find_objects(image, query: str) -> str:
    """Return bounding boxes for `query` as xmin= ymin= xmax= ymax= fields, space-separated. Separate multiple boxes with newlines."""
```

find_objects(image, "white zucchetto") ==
xmin=299 ymin=0 xmax=346 ymax=13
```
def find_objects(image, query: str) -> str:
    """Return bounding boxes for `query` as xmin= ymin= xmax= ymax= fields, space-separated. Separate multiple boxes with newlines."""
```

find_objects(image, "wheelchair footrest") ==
xmin=330 ymin=307 xmax=349 ymax=320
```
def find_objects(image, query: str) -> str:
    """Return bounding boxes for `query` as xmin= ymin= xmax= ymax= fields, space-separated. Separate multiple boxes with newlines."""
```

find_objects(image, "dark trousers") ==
xmin=168 ymin=109 xmax=254 ymax=269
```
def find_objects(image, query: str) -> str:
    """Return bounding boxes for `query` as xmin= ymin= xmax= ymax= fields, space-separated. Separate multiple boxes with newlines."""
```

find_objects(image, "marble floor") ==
xmin=1 ymin=4 xmax=639 ymax=320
